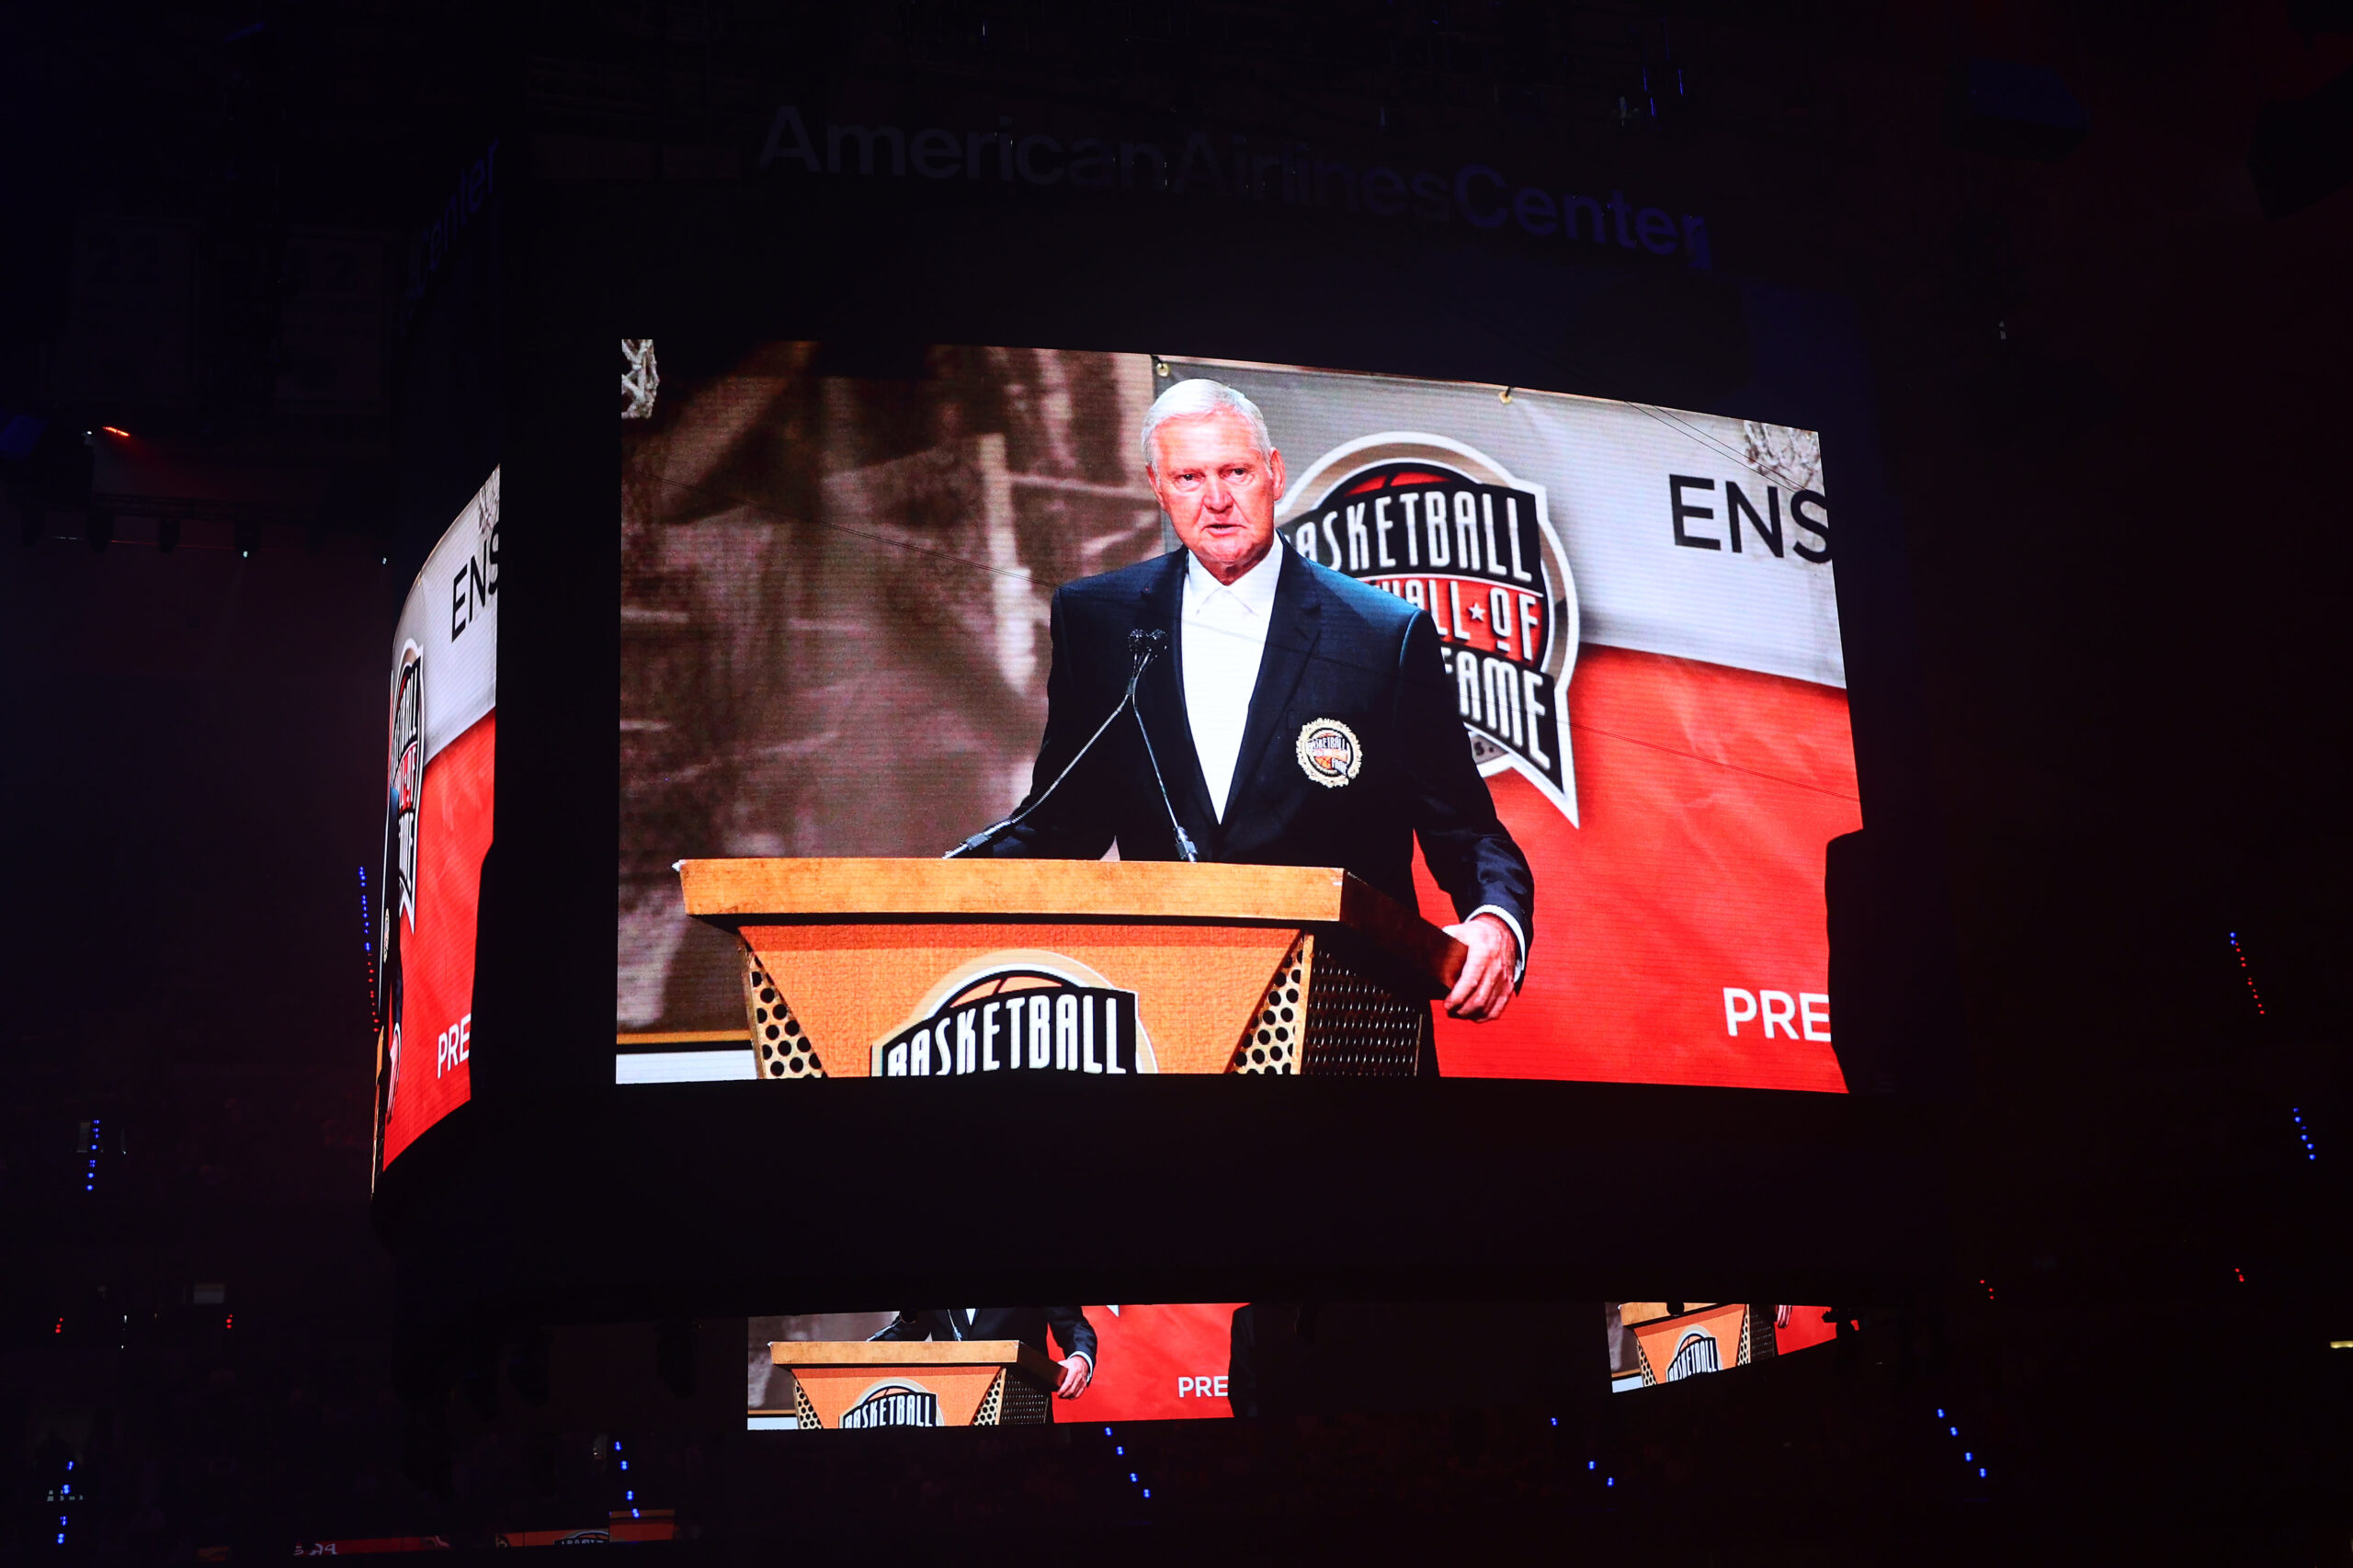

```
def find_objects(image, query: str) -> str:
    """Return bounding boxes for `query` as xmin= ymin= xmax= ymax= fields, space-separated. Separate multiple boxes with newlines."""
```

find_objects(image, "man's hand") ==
xmin=1055 ymin=1354 xmax=1093 ymax=1398
xmin=1441 ymin=913 xmax=1519 ymax=1022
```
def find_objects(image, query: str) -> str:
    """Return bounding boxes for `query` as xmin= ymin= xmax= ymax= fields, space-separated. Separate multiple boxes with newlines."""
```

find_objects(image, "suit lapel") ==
xmin=1132 ymin=552 xmax=1220 ymax=845
xmin=1220 ymin=549 xmax=1324 ymax=842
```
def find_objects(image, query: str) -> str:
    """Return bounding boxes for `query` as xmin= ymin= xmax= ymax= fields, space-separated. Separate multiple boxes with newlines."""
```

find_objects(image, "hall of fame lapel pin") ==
xmin=1295 ymin=718 xmax=1363 ymax=788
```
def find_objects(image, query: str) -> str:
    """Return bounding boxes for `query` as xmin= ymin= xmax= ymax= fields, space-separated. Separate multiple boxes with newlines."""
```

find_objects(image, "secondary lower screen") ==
xmin=618 ymin=346 xmax=1855 ymax=1089
xmin=750 ymin=1301 xmax=1839 ymax=1428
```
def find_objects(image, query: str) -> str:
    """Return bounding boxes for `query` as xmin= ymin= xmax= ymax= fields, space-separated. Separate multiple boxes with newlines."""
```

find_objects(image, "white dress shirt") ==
xmin=1180 ymin=546 xmax=1283 ymax=822
xmin=1178 ymin=546 xmax=1526 ymax=983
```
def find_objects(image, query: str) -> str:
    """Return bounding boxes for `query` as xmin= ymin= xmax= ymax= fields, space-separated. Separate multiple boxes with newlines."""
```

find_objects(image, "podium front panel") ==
xmin=790 ymin=1363 xmax=1008 ymax=1428
xmin=767 ymin=1342 xmax=1062 ymax=1429
xmin=741 ymin=920 xmax=1303 ymax=1077
xmin=1626 ymin=1302 xmax=1756 ymax=1385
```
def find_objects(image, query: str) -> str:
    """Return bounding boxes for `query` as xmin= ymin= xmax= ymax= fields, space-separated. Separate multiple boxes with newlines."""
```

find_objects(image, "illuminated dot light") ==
xmin=2294 ymin=1109 xmax=2319 ymax=1163
xmin=1939 ymin=1409 xmax=1988 ymax=1480
xmin=358 ymin=867 xmax=378 ymax=1023
xmin=1108 ymin=1426 xmax=1155 ymax=1503
xmin=2229 ymin=933 xmax=2265 ymax=1016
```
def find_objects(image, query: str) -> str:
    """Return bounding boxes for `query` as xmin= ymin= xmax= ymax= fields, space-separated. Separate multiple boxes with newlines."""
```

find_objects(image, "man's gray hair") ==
xmin=1139 ymin=377 xmax=1272 ymax=471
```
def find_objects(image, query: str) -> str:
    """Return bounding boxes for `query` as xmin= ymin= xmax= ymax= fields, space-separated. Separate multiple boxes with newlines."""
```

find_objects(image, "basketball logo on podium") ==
xmin=872 ymin=950 xmax=1160 ymax=1076
xmin=838 ymin=1381 xmax=942 ymax=1429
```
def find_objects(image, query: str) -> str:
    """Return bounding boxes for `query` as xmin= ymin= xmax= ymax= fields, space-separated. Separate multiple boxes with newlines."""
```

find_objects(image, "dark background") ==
xmin=4 ymin=2 xmax=2347 ymax=1561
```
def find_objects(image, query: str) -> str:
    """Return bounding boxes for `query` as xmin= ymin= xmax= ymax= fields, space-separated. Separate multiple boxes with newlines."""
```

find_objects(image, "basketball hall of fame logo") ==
xmin=1278 ymin=435 xmax=1580 ymax=825
xmin=377 ymin=642 xmax=424 ymax=1118
xmin=1295 ymin=717 xmax=1363 ymax=788
xmin=872 ymin=951 xmax=1160 ymax=1077
xmin=838 ymin=1380 xmax=943 ymax=1429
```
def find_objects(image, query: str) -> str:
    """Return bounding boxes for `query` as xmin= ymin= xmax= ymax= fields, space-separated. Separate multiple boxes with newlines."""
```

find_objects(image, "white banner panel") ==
xmin=1183 ymin=361 xmax=1841 ymax=689
xmin=391 ymin=467 xmax=501 ymax=766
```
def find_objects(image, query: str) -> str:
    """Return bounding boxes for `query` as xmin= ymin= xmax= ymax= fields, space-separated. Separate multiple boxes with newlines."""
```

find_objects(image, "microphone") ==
xmin=945 ymin=628 xmax=1179 ymax=858
xmin=1125 ymin=630 xmax=1199 ymax=863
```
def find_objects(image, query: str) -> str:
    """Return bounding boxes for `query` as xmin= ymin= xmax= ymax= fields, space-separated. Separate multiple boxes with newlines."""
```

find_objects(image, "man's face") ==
xmin=1145 ymin=408 xmax=1286 ymax=585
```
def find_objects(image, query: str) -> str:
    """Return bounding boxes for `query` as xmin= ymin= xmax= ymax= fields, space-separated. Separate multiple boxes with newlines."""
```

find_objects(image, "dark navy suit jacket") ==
xmin=871 ymin=1307 xmax=1097 ymax=1368
xmin=988 ymin=546 xmax=1535 ymax=958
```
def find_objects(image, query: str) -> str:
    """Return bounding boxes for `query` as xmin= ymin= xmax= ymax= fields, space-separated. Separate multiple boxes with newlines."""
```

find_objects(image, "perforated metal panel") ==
xmin=972 ymin=1369 xmax=1005 ymax=1426
xmin=1228 ymin=935 xmax=1313 ymax=1074
xmin=744 ymin=948 xmax=825 ymax=1079
xmin=1299 ymin=935 xmax=1428 ymax=1076
xmin=997 ymin=1372 xmax=1051 ymax=1425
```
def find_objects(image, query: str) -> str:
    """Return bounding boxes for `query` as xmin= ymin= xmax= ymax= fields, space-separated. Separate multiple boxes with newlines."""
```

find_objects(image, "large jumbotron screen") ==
xmin=374 ymin=467 xmax=499 ymax=1175
xmin=616 ymin=346 xmax=1853 ymax=1091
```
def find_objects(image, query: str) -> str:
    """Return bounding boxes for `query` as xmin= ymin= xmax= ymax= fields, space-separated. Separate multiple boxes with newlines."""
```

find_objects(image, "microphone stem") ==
xmin=944 ymin=642 xmax=1156 ymax=858
xmin=1128 ymin=656 xmax=1199 ymax=864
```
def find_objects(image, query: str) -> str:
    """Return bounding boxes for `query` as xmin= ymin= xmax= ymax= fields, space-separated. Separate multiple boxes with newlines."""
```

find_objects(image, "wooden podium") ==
xmin=1617 ymin=1302 xmax=1768 ymax=1385
xmin=677 ymin=858 xmax=1467 ymax=1079
xmin=761 ymin=1340 xmax=1065 ymax=1429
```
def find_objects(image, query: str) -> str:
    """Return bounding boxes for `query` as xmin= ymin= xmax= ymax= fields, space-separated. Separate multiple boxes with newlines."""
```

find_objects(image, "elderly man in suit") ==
xmin=871 ymin=1306 xmax=1097 ymax=1398
xmin=979 ymin=377 xmax=1532 ymax=1031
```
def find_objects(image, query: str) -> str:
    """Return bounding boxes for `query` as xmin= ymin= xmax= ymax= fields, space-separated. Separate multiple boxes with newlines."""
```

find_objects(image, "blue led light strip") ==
xmin=358 ymin=866 xmax=379 ymax=1024
xmin=2228 ymin=932 xmax=2265 ymax=1017
xmin=1937 ymin=1406 xmax=1989 ymax=1483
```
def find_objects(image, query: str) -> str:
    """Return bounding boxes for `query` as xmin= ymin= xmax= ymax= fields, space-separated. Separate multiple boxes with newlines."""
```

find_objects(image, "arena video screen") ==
xmin=747 ymin=1300 xmax=1842 ymax=1430
xmin=1606 ymin=1301 xmax=1839 ymax=1393
xmin=618 ymin=347 xmax=1854 ymax=1089
xmin=375 ymin=467 xmax=499 ymax=1176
